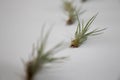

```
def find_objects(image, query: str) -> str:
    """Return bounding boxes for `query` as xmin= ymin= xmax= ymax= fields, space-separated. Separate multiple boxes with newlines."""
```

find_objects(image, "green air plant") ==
xmin=24 ymin=27 xmax=66 ymax=80
xmin=63 ymin=0 xmax=84 ymax=25
xmin=70 ymin=13 xmax=106 ymax=48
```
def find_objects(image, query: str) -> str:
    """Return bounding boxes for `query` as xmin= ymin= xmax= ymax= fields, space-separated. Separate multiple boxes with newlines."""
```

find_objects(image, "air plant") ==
xmin=81 ymin=0 xmax=88 ymax=3
xmin=24 ymin=27 xmax=66 ymax=80
xmin=70 ymin=13 xmax=106 ymax=48
xmin=63 ymin=0 xmax=85 ymax=25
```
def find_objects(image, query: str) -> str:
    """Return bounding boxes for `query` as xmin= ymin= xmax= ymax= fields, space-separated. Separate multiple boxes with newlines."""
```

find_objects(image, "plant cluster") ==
xmin=21 ymin=0 xmax=106 ymax=80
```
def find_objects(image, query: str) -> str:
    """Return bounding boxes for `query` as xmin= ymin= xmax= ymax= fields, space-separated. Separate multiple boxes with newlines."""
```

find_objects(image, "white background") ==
xmin=0 ymin=0 xmax=120 ymax=80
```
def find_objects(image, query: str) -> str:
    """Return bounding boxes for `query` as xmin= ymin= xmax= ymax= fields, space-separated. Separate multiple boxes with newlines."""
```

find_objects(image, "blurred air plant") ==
xmin=81 ymin=0 xmax=88 ymax=3
xmin=24 ymin=26 xmax=66 ymax=80
xmin=70 ymin=13 xmax=106 ymax=48
xmin=63 ymin=0 xmax=85 ymax=25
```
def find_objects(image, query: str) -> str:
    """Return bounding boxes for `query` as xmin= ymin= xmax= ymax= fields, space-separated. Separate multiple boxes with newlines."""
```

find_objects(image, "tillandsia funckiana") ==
xmin=63 ymin=0 xmax=85 ymax=25
xmin=24 ymin=27 xmax=66 ymax=80
xmin=81 ymin=0 xmax=88 ymax=3
xmin=70 ymin=13 xmax=106 ymax=48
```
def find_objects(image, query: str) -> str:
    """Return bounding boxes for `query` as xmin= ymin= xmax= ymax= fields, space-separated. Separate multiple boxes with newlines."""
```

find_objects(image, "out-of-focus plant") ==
xmin=24 ymin=26 xmax=66 ymax=80
xmin=63 ymin=0 xmax=85 ymax=25
xmin=70 ymin=13 xmax=106 ymax=48
xmin=81 ymin=0 xmax=88 ymax=3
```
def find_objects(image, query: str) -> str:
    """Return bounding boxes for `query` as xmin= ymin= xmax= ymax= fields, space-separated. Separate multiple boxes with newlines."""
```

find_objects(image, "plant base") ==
xmin=70 ymin=40 xmax=79 ymax=48
xmin=26 ymin=61 xmax=34 ymax=80
xmin=67 ymin=19 xmax=74 ymax=25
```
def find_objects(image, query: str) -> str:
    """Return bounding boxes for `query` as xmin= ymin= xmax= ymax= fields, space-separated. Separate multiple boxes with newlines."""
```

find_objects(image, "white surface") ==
xmin=0 ymin=0 xmax=120 ymax=80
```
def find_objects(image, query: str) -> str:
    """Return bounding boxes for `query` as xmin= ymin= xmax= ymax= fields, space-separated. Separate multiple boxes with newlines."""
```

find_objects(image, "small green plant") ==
xmin=24 ymin=27 xmax=66 ymax=80
xmin=63 ymin=0 xmax=84 ymax=25
xmin=70 ymin=13 xmax=106 ymax=48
